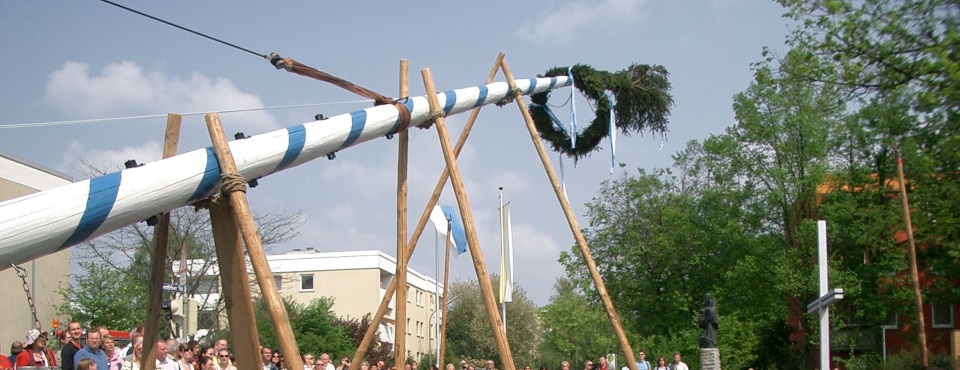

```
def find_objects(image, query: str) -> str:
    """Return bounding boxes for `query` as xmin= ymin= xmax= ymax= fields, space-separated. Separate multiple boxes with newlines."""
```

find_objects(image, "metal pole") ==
xmin=817 ymin=221 xmax=829 ymax=370
xmin=499 ymin=187 xmax=506 ymax=335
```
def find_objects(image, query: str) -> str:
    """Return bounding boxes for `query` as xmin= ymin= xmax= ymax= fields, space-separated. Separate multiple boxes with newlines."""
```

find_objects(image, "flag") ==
xmin=499 ymin=203 xmax=514 ymax=303
xmin=430 ymin=205 xmax=468 ymax=256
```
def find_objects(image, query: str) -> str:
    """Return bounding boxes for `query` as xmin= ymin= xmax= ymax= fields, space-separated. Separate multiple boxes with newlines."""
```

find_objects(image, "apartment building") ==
xmin=189 ymin=249 xmax=442 ymax=359
xmin=0 ymin=150 xmax=73 ymax=344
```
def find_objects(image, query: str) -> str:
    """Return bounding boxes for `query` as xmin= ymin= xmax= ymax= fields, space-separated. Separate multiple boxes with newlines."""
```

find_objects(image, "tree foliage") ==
xmin=254 ymin=296 xmax=355 ymax=358
xmin=444 ymin=275 xmax=539 ymax=368
xmin=56 ymin=260 xmax=147 ymax=330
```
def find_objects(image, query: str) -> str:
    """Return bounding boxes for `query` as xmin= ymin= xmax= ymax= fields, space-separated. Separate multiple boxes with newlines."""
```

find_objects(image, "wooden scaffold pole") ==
xmin=350 ymin=53 xmax=504 ymax=370
xmin=205 ymin=113 xmax=303 ymax=370
xmin=499 ymin=58 xmax=638 ymax=370
xmin=142 ymin=113 xmax=182 ymax=370
xmin=395 ymin=59 xmax=410 ymax=370
xmin=421 ymin=67 xmax=516 ymax=370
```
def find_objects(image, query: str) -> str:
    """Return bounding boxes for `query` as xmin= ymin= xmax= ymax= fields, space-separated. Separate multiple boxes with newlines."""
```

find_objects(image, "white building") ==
xmin=0 ymin=151 xmax=73 ymax=344
xmin=187 ymin=249 xmax=443 ymax=360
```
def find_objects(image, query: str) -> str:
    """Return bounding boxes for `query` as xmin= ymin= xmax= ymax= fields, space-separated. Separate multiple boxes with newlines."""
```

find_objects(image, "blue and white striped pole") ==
xmin=0 ymin=76 xmax=570 ymax=268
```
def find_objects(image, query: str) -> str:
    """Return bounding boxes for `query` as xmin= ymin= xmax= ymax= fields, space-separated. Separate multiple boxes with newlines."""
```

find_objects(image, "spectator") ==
xmin=198 ymin=356 xmax=216 ymax=370
xmin=16 ymin=330 xmax=57 ymax=369
xmin=261 ymin=347 xmax=277 ymax=370
xmin=216 ymin=350 xmax=235 ymax=370
xmin=668 ymin=353 xmax=687 ymax=370
xmin=213 ymin=340 xmax=229 ymax=367
xmin=121 ymin=340 xmax=143 ymax=370
xmin=102 ymin=335 xmax=122 ymax=370
xmin=77 ymin=358 xmax=98 ymax=370
xmin=62 ymin=321 xmax=84 ymax=370
xmin=155 ymin=341 xmax=179 ymax=370
xmin=177 ymin=343 xmax=195 ymax=370
xmin=652 ymin=358 xmax=666 ymax=370
xmin=0 ymin=340 xmax=13 ymax=370
xmin=318 ymin=354 xmax=334 ymax=370
xmin=74 ymin=329 xmax=108 ymax=370
xmin=7 ymin=342 xmax=22 ymax=366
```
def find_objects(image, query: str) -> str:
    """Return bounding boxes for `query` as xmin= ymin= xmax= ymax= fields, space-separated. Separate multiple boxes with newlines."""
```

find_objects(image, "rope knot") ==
xmin=220 ymin=173 xmax=248 ymax=195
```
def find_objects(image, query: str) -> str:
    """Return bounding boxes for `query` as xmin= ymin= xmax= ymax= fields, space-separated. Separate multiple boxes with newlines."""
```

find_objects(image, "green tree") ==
xmin=537 ymin=277 xmax=623 ymax=368
xmin=254 ymin=296 xmax=355 ymax=358
xmin=444 ymin=275 xmax=540 ymax=368
xmin=56 ymin=260 xmax=147 ymax=329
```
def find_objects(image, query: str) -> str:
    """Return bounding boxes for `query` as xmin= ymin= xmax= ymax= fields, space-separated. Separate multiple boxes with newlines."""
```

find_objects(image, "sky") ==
xmin=0 ymin=1 xmax=792 ymax=306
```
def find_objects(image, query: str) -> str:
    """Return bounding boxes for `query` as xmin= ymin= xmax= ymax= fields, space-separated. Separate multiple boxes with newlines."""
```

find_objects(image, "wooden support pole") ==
xmin=142 ymin=113 xmax=182 ymax=370
xmin=350 ymin=53 xmax=504 ymax=370
xmin=395 ymin=59 xmax=410 ymax=370
xmin=438 ymin=221 xmax=452 ymax=366
xmin=499 ymin=59 xmax=638 ymax=370
xmin=421 ymin=67 xmax=516 ymax=370
xmin=894 ymin=145 xmax=929 ymax=368
xmin=210 ymin=200 xmax=260 ymax=370
xmin=204 ymin=113 xmax=304 ymax=370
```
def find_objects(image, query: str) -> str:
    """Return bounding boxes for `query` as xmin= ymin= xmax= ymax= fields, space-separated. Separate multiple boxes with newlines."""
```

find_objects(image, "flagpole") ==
xmin=499 ymin=187 xmax=506 ymax=335
xmin=435 ymin=211 xmax=441 ymax=366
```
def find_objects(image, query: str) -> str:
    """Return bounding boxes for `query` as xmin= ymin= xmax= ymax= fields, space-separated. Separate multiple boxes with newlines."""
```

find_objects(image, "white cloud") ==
xmin=58 ymin=140 xmax=162 ymax=178
xmin=43 ymin=61 xmax=278 ymax=132
xmin=517 ymin=0 xmax=648 ymax=45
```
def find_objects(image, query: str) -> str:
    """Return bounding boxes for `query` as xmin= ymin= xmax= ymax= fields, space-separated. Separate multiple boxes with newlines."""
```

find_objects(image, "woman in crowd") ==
xmin=271 ymin=350 xmax=283 ymax=370
xmin=121 ymin=339 xmax=143 ymax=370
xmin=101 ymin=334 xmax=122 ymax=370
xmin=178 ymin=343 xmax=195 ymax=370
xmin=15 ymin=329 xmax=57 ymax=369
xmin=198 ymin=356 xmax=216 ymax=370
xmin=360 ymin=361 xmax=370 ymax=370
xmin=652 ymin=358 xmax=667 ymax=370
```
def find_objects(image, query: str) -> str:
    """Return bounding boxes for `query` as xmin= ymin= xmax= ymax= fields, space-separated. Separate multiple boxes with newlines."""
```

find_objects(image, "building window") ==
xmin=407 ymin=287 xmax=411 ymax=303
xmin=274 ymin=275 xmax=283 ymax=292
xmin=406 ymin=318 xmax=411 ymax=335
xmin=416 ymin=321 xmax=423 ymax=337
xmin=416 ymin=290 xmax=423 ymax=307
xmin=192 ymin=276 xmax=220 ymax=294
xmin=429 ymin=324 xmax=434 ymax=339
xmin=300 ymin=274 xmax=314 ymax=291
xmin=932 ymin=303 xmax=953 ymax=328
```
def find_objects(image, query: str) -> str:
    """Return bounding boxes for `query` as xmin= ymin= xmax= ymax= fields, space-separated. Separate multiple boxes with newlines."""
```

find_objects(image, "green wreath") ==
xmin=530 ymin=64 xmax=674 ymax=160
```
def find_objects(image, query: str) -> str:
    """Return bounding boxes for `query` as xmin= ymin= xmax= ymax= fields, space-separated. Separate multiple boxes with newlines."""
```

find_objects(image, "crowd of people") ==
xmin=0 ymin=323 xmax=692 ymax=370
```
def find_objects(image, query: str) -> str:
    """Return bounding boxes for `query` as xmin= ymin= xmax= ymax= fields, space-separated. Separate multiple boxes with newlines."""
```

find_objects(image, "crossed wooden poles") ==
xmin=139 ymin=53 xmax=639 ymax=370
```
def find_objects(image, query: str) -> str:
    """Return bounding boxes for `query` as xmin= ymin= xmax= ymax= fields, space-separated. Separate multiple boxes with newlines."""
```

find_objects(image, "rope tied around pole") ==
xmin=220 ymin=173 xmax=248 ymax=195
xmin=269 ymin=52 xmax=412 ymax=133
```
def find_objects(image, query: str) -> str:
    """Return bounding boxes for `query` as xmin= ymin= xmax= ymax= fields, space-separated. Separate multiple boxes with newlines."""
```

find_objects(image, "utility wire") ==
xmin=99 ymin=0 xmax=267 ymax=60
xmin=0 ymin=100 xmax=371 ymax=130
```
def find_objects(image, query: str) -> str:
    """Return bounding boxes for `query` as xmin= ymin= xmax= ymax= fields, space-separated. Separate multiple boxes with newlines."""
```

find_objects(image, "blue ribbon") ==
xmin=567 ymin=66 xmax=577 ymax=150
xmin=530 ymin=103 xmax=569 ymax=137
xmin=604 ymin=91 xmax=616 ymax=174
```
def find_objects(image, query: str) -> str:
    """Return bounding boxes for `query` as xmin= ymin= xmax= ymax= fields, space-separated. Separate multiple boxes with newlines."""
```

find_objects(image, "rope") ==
xmin=98 ymin=0 xmax=267 ymax=60
xmin=219 ymin=173 xmax=247 ymax=194
xmin=0 ymin=100 xmax=371 ymax=130
xmin=270 ymin=54 xmax=393 ymax=104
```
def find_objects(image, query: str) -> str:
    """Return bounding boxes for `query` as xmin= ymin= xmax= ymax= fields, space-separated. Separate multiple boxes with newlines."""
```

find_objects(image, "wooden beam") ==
xmin=499 ymin=59 xmax=638 ymax=370
xmin=142 ymin=113 xmax=181 ymax=370
xmin=350 ymin=53 xmax=504 ymax=370
xmin=395 ymin=59 xmax=410 ymax=370
xmin=210 ymin=199 xmax=260 ymax=370
xmin=205 ymin=113 xmax=303 ymax=370
xmin=421 ymin=67 xmax=516 ymax=370
xmin=894 ymin=144 xmax=929 ymax=368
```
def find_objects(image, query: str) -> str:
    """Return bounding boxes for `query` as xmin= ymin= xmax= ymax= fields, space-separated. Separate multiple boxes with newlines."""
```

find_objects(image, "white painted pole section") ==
xmin=818 ymin=220 xmax=829 ymax=370
xmin=0 ymin=77 xmax=569 ymax=268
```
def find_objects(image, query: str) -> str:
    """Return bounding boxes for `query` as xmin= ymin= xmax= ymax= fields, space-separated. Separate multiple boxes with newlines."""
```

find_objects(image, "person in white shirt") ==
xmin=668 ymin=353 xmax=687 ymax=370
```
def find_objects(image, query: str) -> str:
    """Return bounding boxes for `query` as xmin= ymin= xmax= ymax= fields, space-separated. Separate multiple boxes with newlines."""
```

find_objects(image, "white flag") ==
xmin=499 ymin=204 xmax=514 ymax=303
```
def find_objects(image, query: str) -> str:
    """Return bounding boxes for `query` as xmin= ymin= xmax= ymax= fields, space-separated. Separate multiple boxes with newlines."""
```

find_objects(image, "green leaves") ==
xmin=56 ymin=260 xmax=147 ymax=330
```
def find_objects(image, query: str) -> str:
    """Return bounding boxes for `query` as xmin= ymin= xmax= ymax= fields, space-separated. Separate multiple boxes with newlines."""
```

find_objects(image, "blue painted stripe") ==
xmin=61 ymin=171 xmax=122 ymax=248
xmin=443 ymin=91 xmax=457 ymax=115
xmin=276 ymin=125 xmax=307 ymax=171
xmin=472 ymin=86 xmax=489 ymax=108
xmin=548 ymin=77 xmax=558 ymax=90
xmin=343 ymin=111 xmax=367 ymax=148
xmin=188 ymin=147 xmax=221 ymax=202
xmin=525 ymin=78 xmax=538 ymax=95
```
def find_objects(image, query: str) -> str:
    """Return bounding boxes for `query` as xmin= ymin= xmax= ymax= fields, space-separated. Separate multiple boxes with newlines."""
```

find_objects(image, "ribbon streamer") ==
xmin=604 ymin=91 xmax=617 ymax=174
xmin=567 ymin=66 xmax=577 ymax=150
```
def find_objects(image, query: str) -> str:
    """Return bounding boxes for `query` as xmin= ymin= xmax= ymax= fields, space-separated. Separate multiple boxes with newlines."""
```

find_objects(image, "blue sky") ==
xmin=0 ymin=1 xmax=791 ymax=305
